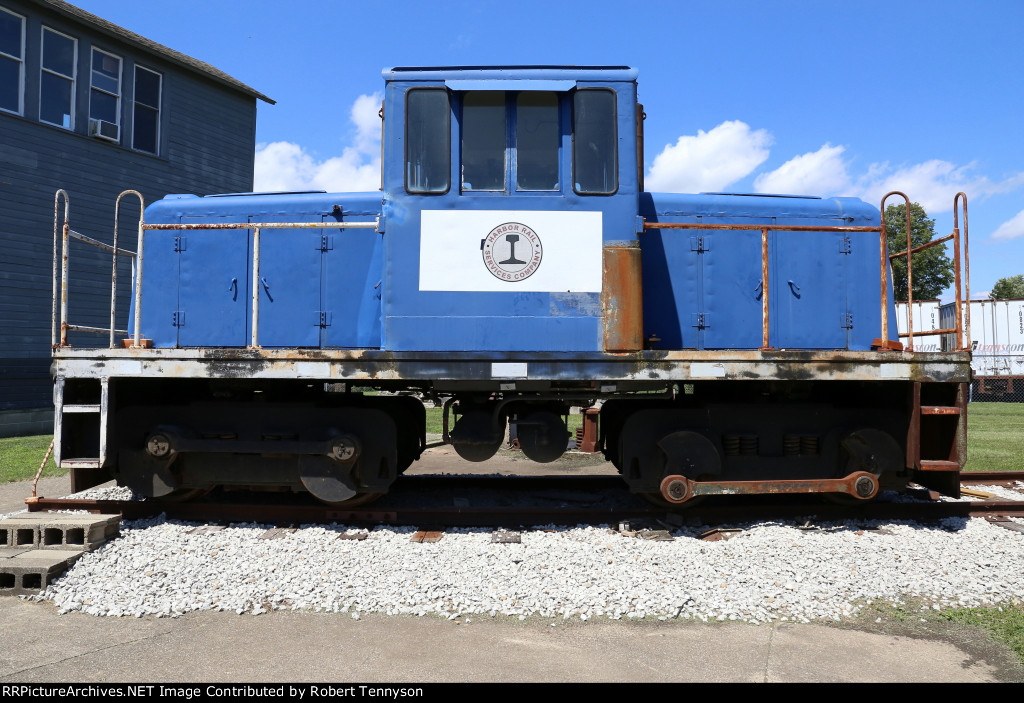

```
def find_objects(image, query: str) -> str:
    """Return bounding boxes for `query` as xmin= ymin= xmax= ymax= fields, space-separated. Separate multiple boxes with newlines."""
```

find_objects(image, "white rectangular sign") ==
xmin=418 ymin=210 xmax=603 ymax=292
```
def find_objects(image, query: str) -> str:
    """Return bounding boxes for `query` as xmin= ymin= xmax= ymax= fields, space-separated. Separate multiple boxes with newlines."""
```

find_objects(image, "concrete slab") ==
xmin=0 ymin=600 xmax=1011 ymax=683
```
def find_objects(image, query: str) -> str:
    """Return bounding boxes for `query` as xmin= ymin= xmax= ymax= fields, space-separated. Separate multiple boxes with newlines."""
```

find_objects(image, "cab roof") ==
xmin=383 ymin=66 xmax=638 ymax=83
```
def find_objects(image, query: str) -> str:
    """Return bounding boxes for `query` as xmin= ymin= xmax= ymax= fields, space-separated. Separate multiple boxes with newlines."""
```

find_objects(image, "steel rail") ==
xmin=25 ymin=473 xmax=1024 ymax=526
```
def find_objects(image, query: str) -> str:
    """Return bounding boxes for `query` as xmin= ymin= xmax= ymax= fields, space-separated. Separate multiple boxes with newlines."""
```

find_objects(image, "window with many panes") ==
xmin=0 ymin=5 xmax=24 ymax=115
xmin=40 ymin=26 xmax=76 ymax=128
xmin=404 ymin=88 xmax=617 ymax=196
xmin=132 ymin=65 xmax=161 ymax=154
xmin=89 ymin=48 xmax=121 ymax=127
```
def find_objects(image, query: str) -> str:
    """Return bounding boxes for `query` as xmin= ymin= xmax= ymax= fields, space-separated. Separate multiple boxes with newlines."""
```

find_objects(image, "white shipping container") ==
xmin=894 ymin=300 xmax=942 ymax=351
xmin=939 ymin=299 xmax=1024 ymax=378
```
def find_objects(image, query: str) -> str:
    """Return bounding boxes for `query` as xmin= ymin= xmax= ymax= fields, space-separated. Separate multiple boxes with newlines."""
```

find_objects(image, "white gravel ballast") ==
xmin=27 ymin=501 xmax=1024 ymax=623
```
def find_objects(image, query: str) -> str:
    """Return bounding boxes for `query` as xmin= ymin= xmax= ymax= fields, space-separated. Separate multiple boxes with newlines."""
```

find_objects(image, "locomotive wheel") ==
xmin=839 ymin=428 xmax=902 ymax=476
xmin=826 ymin=428 xmax=902 ymax=504
xmin=639 ymin=430 xmax=719 ymax=508
xmin=517 ymin=411 xmax=569 ymax=463
xmin=451 ymin=411 xmax=504 ymax=462
xmin=298 ymin=455 xmax=364 ymax=504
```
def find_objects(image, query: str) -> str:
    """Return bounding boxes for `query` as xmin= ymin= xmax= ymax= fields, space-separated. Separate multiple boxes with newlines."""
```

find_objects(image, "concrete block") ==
xmin=0 ymin=549 xmax=82 ymax=596
xmin=0 ymin=513 xmax=120 ymax=551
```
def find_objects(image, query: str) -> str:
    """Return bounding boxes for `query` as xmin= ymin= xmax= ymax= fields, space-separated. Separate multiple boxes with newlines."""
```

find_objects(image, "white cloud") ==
xmin=645 ymin=120 xmax=772 ymax=193
xmin=992 ymin=209 xmax=1024 ymax=241
xmin=753 ymin=144 xmax=849 ymax=196
xmin=853 ymin=160 xmax=1024 ymax=213
xmin=254 ymin=93 xmax=382 ymax=193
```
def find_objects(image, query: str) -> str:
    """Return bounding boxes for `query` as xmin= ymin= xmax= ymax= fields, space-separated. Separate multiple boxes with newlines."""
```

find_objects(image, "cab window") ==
xmin=460 ymin=91 xmax=560 ymax=193
xmin=405 ymin=88 xmax=450 ymax=194
xmin=572 ymin=89 xmax=617 ymax=194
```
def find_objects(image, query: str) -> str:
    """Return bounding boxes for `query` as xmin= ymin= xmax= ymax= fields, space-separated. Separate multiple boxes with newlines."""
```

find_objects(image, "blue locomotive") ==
xmin=51 ymin=66 xmax=972 ymax=506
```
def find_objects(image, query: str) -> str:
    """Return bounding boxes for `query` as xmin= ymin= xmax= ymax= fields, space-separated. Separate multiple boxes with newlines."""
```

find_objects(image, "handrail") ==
xmin=885 ymin=192 xmax=971 ymax=351
xmin=954 ymin=192 xmax=971 ymax=350
xmin=880 ymin=192 xmax=913 ymax=348
xmin=52 ymin=190 xmax=68 ymax=348
xmin=115 ymin=191 xmax=144 ymax=349
xmin=52 ymin=190 xmax=138 ymax=349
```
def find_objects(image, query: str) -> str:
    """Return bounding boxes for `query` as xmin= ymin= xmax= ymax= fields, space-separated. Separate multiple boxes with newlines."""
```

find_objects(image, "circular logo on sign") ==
xmin=481 ymin=222 xmax=543 ymax=281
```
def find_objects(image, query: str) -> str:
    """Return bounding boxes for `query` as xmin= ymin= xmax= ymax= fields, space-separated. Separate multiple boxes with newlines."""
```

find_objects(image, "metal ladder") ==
xmin=52 ymin=377 xmax=110 ymax=493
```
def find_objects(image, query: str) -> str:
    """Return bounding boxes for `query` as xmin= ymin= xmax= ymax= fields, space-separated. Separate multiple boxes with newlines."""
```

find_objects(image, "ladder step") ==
xmin=59 ymin=459 xmax=100 ymax=469
xmin=920 ymin=406 xmax=961 ymax=415
xmin=918 ymin=460 xmax=960 ymax=471
xmin=62 ymin=404 xmax=101 ymax=414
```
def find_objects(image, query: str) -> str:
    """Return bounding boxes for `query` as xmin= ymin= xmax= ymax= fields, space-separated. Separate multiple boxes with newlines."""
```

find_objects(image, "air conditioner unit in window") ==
xmin=88 ymin=118 xmax=120 ymax=143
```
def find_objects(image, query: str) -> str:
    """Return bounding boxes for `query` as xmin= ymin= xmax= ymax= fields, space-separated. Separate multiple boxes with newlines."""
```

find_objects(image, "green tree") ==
xmin=990 ymin=274 xmax=1024 ymax=299
xmin=884 ymin=202 xmax=954 ymax=301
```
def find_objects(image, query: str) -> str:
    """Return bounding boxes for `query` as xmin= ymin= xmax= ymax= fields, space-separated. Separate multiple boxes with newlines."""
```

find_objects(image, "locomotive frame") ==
xmin=48 ymin=66 xmax=973 ymax=507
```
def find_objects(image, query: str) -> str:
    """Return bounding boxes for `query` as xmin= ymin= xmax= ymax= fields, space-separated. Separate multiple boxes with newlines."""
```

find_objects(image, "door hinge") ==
xmin=840 ymin=235 xmax=851 ymax=254
xmin=173 ymin=311 xmax=186 ymax=327
xmin=320 ymin=234 xmax=334 ymax=251
xmin=841 ymin=312 xmax=854 ymax=329
xmin=692 ymin=312 xmax=710 ymax=329
xmin=690 ymin=235 xmax=710 ymax=253
xmin=174 ymin=236 xmax=187 ymax=252
xmin=317 ymin=311 xmax=332 ymax=327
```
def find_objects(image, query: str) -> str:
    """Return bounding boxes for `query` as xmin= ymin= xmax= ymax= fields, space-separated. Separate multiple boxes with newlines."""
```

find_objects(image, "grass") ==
xmin=424 ymin=406 xmax=585 ymax=438
xmin=850 ymin=601 xmax=1024 ymax=673
xmin=966 ymin=402 xmax=1024 ymax=471
xmin=939 ymin=605 xmax=1024 ymax=663
xmin=0 ymin=434 xmax=59 ymax=484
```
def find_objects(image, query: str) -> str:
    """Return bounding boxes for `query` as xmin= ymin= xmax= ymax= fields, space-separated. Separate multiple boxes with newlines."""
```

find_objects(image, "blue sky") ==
xmin=73 ymin=0 xmax=1024 ymax=298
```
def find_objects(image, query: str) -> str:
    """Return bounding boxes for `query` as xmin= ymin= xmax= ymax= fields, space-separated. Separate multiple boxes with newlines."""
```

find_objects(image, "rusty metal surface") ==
xmin=646 ymin=223 xmax=880 ymax=233
xmin=955 ymin=192 xmax=971 ymax=347
xmin=760 ymin=228 xmax=771 ymax=350
xmin=575 ymin=408 xmax=599 ymax=453
xmin=144 ymin=221 xmax=378 ymax=230
xmin=50 ymin=347 xmax=972 ymax=385
xmin=961 ymin=471 xmax=1024 ymax=486
xmin=921 ymin=406 xmax=962 ymax=415
xmin=890 ymin=233 xmax=956 ymax=259
xmin=410 ymin=530 xmax=444 ymax=543
xmin=883 ymin=192 xmax=972 ymax=351
xmin=660 ymin=471 xmax=879 ymax=504
xmin=601 ymin=245 xmax=643 ymax=352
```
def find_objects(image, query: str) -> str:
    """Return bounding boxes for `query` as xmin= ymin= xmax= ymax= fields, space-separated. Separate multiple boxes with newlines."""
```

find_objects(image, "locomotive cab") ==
xmin=380 ymin=66 xmax=643 ymax=354
xmin=379 ymin=67 xmax=647 ymax=464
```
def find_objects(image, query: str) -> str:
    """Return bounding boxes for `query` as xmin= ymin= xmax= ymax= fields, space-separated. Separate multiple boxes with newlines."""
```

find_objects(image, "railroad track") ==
xmin=24 ymin=472 xmax=1024 ymax=527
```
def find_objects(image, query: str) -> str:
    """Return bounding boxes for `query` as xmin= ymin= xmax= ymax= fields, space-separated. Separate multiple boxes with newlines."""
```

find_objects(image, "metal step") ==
xmin=918 ymin=460 xmax=960 ymax=471
xmin=61 ymin=404 xmax=101 ymax=414
xmin=59 ymin=459 xmax=100 ymax=469
xmin=920 ymin=406 xmax=961 ymax=415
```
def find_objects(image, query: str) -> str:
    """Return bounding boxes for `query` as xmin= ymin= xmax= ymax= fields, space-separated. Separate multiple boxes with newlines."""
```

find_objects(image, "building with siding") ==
xmin=0 ymin=0 xmax=273 ymax=436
